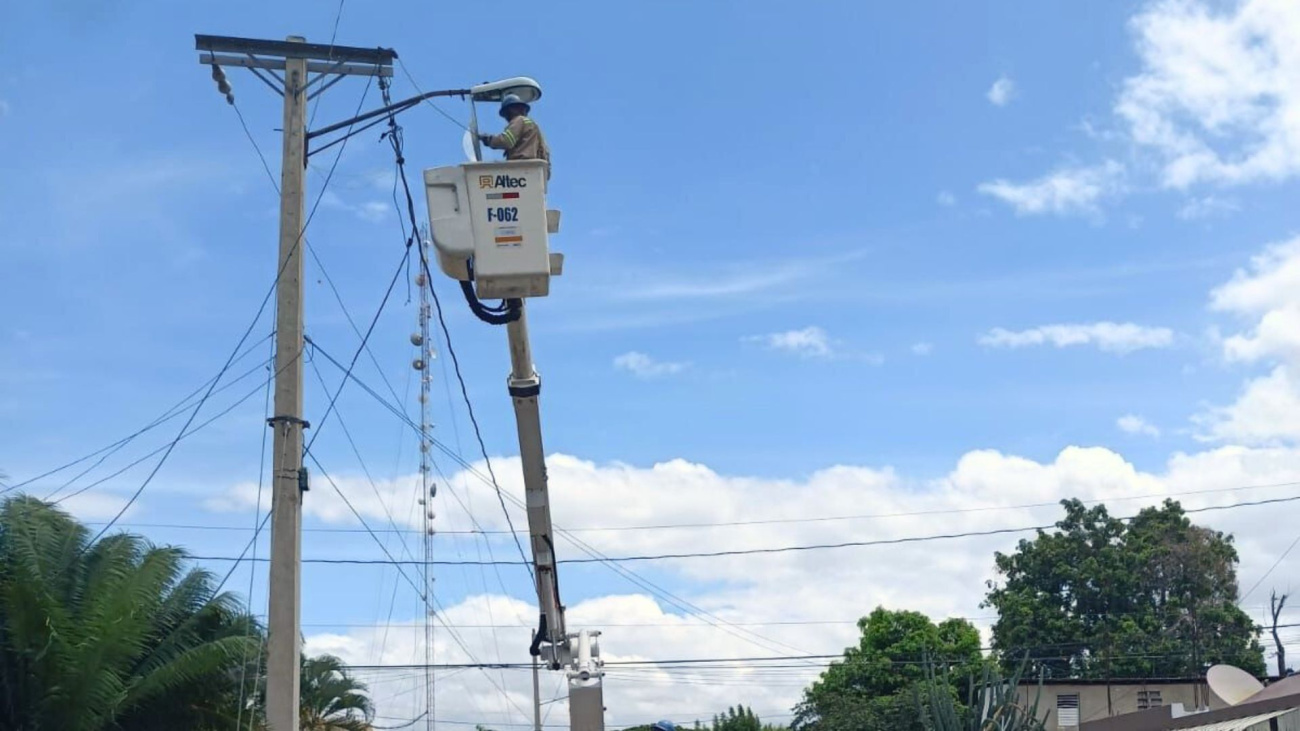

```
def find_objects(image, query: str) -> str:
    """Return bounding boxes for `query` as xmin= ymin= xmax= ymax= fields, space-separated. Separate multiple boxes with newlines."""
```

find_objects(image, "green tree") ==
xmin=792 ymin=607 xmax=983 ymax=731
xmin=299 ymin=653 xmax=374 ymax=731
xmin=0 ymin=495 xmax=259 ymax=730
xmin=984 ymin=499 xmax=1265 ymax=678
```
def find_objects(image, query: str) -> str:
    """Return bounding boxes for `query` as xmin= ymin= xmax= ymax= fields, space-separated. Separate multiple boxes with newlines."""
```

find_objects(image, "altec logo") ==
xmin=479 ymin=174 xmax=528 ymax=190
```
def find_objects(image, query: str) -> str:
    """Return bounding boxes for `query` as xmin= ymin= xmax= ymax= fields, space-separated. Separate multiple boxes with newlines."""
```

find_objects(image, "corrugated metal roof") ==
xmin=1172 ymin=709 xmax=1289 ymax=731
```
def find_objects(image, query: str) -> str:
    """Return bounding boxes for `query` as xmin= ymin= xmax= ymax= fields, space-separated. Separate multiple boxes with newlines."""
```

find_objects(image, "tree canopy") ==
xmin=984 ymin=498 xmax=1264 ymax=678
xmin=792 ymin=607 xmax=982 ymax=731
xmin=0 ymin=495 xmax=260 ymax=730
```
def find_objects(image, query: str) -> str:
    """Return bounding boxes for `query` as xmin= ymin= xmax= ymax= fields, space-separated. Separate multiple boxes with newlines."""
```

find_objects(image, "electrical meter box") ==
xmin=424 ymin=160 xmax=557 ymax=299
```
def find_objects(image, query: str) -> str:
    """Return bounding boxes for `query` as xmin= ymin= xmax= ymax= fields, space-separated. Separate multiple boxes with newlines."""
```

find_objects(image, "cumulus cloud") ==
xmin=613 ymin=352 xmax=687 ymax=378
xmin=1118 ymin=414 xmax=1161 ymax=437
xmin=986 ymin=76 xmax=1017 ymax=107
xmin=978 ymin=322 xmax=1175 ymax=353
xmin=1197 ymin=366 xmax=1300 ymax=444
xmin=260 ymin=444 xmax=1300 ymax=726
xmin=977 ymin=161 xmax=1125 ymax=216
xmin=1199 ymin=237 xmax=1300 ymax=444
xmin=1178 ymin=196 xmax=1240 ymax=220
xmin=748 ymin=326 xmax=835 ymax=359
xmin=1118 ymin=0 xmax=1300 ymax=188
xmin=1210 ymin=237 xmax=1300 ymax=364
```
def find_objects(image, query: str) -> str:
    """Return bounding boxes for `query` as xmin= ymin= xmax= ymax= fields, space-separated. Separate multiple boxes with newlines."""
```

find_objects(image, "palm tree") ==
xmin=299 ymin=653 xmax=374 ymax=731
xmin=0 ymin=495 xmax=260 ymax=730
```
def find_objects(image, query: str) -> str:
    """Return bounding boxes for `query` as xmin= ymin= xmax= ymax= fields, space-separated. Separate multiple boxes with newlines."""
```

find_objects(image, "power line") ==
xmin=394 ymin=57 xmax=469 ymax=131
xmin=302 ymin=243 xmax=411 ymax=454
xmin=184 ymin=493 xmax=1300 ymax=566
xmin=380 ymin=92 xmax=535 ymax=588
xmin=306 ymin=333 xmax=822 ymax=659
xmin=340 ymin=645 xmax=1273 ymax=672
xmin=4 ymin=334 xmax=272 ymax=497
xmin=236 ymin=333 xmax=276 ymax=731
xmin=1242 ymin=530 xmax=1300 ymax=601
xmin=49 ymin=357 xmax=280 ymax=507
xmin=65 ymin=70 xmax=381 ymax=546
xmin=304 ymin=453 xmax=531 ymax=720
xmin=306 ymin=347 xmax=1300 ymax=660
xmin=87 ymin=477 xmax=1300 ymax=536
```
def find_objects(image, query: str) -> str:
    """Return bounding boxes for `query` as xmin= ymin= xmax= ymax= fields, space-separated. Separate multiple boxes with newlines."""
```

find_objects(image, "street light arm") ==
xmin=306 ymin=88 xmax=470 ymax=142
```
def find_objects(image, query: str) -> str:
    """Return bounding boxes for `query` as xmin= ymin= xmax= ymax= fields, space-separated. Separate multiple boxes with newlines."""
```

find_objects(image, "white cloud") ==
xmin=748 ymin=326 xmax=834 ymax=359
xmin=911 ymin=342 xmax=934 ymax=356
xmin=613 ymin=351 xmax=687 ymax=379
xmin=59 ymin=491 xmax=134 ymax=522
xmin=1117 ymin=0 xmax=1300 ymax=188
xmin=614 ymin=251 xmax=865 ymax=302
xmin=1118 ymin=414 xmax=1161 ymax=437
xmin=320 ymin=190 xmax=389 ymax=223
xmin=986 ymin=76 xmax=1017 ymax=107
xmin=1178 ymin=196 xmax=1240 ymax=220
xmin=977 ymin=161 xmax=1125 ymax=216
xmin=978 ymin=322 xmax=1175 ymax=353
xmin=937 ymin=191 xmax=956 ymax=207
xmin=1197 ymin=366 xmax=1300 ymax=444
xmin=1200 ymin=237 xmax=1300 ymax=444
xmin=1210 ymin=237 xmax=1300 ymax=364
xmin=262 ymin=443 xmax=1300 ymax=726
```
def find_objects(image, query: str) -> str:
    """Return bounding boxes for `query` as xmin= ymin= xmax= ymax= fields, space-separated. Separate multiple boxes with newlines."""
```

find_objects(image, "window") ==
xmin=1137 ymin=690 xmax=1163 ymax=710
xmin=1056 ymin=693 xmax=1080 ymax=728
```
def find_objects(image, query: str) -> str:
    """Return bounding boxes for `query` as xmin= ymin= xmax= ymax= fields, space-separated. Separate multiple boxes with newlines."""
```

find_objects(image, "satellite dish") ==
xmin=1207 ymin=664 xmax=1264 ymax=705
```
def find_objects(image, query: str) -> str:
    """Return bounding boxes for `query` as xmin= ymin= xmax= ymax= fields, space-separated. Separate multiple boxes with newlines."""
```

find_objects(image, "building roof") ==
xmin=1166 ymin=710 xmax=1290 ymax=731
xmin=1019 ymin=677 xmax=1205 ymax=687
xmin=1081 ymin=674 xmax=1300 ymax=731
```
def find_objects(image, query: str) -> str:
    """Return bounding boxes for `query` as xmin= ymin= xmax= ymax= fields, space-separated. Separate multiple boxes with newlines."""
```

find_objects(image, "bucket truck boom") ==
xmin=424 ymin=146 xmax=604 ymax=731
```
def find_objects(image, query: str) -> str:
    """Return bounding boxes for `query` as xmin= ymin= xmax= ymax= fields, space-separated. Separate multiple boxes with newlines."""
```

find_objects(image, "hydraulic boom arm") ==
xmin=505 ymin=304 xmax=606 ymax=731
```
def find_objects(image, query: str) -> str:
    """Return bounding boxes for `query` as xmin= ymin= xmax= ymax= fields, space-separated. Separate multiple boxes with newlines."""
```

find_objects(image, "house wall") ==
xmin=1017 ymin=682 xmax=1227 ymax=731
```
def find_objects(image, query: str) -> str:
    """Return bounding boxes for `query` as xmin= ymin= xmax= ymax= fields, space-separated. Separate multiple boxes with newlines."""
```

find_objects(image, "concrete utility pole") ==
xmin=195 ymin=34 xmax=396 ymax=731
xmin=267 ymin=38 xmax=308 ymax=731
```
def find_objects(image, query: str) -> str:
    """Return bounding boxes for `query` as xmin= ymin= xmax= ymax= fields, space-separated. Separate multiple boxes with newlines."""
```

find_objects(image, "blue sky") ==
xmin=4 ymin=0 xmax=1300 ymax=727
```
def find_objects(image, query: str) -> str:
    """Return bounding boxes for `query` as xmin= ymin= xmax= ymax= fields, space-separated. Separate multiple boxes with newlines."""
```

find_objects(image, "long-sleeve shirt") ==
xmin=484 ymin=115 xmax=551 ymax=179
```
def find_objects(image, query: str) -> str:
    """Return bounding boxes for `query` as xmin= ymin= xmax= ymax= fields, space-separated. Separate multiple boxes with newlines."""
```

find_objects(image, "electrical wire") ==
xmin=186 ymin=493 xmax=1300 ymax=566
xmin=394 ymin=57 xmax=469 ymax=131
xmin=379 ymin=87 xmax=535 ymax=586
xmin=94 ymin=477 xmax=1300 ymax=535
xmin=1242 ymin=531 xmax=1300 ymax=602
xmin=67 ymin=67 xmax=380 ymax=547
xmin=236 ymin=338 xmax=276 ymax=731
xmin=5 ymin=334 xmax=272 ymax=497
xmin=303 ymin=244 xmax=411 ymax=454
xmin=49 ymin=359 xmax=278 ymax=507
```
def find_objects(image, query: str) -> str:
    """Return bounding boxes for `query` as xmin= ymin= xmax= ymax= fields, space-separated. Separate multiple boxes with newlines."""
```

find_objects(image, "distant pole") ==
xmin=265 ymin=35 xmax=309 ymax=731
xmin=1271 ymin=591 xmax=1289 ymax=678
xmin=533 ymin=631 xmax=543 ymax=731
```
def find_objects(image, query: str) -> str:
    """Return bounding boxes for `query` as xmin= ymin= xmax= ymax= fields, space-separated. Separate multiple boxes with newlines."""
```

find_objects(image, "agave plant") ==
xmin=918 ymin=656 xmax=1046 ymax=731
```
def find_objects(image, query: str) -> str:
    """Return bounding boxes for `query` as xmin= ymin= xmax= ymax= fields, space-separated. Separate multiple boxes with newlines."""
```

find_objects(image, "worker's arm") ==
xmin=481 ymin=117 xmax=526 ymax=151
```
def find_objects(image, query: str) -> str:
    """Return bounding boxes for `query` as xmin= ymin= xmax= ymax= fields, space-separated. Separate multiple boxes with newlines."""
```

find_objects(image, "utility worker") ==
xmin=479 ymin=93 xmax=551 ymax=180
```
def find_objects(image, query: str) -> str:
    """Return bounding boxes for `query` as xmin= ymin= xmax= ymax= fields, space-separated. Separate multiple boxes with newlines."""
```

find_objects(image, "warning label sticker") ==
xmin=494 ymin=226 xmax=522 ymax=247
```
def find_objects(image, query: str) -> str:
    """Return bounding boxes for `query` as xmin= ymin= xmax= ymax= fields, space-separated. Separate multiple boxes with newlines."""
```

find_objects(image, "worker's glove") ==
xmin=478 ymin=134 xmax=492 ymax=146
